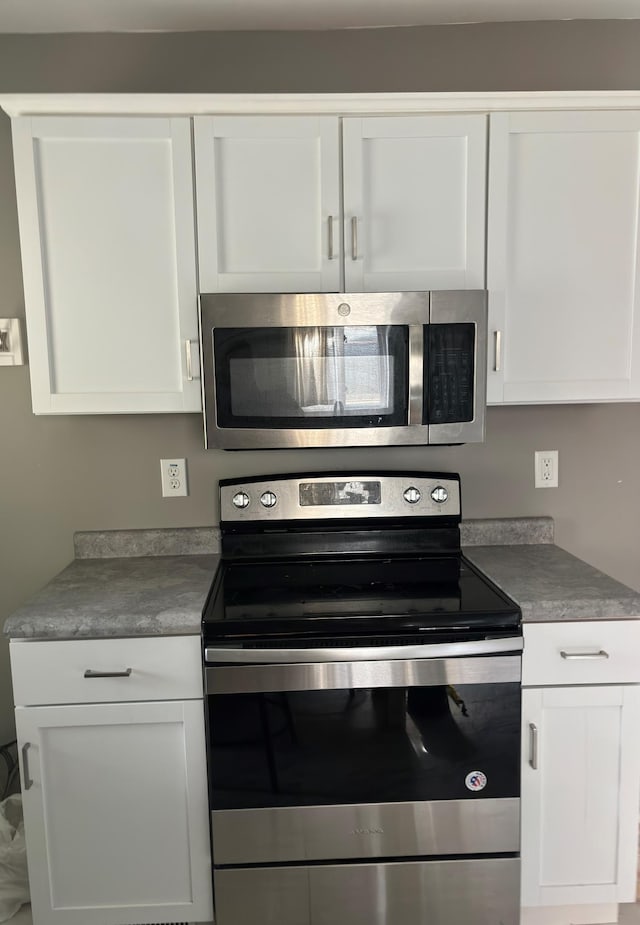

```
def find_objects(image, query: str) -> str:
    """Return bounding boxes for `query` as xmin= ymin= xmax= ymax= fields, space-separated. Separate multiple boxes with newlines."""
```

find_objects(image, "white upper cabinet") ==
xmin=194 ymin=116 xmax=341 ymax=293
xmin=342 ymin=115 xmax=486 ymax=292
xmin=12 ymin=116 xmax=201 ymax=414
xmin=488 ymin=110 xmax=640 ymax=404
xmin=194 ymin=113 xmax=487 ymax=295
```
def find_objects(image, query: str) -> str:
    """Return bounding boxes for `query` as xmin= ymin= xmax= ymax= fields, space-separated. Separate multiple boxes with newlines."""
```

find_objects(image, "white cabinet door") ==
xmin=15 ymin=699 xmax=213 ymax=925
xmin=12 ymin=116 xmax=201 ymax=414
xmin=521 ymin=685 xmax=640 ymax=907
xmin=488 ymin=110 xmax=640 ymax=404
xmin=194 ymin=115 xmax=341 ymax=293
xmin=342 ymin=115 xmax=487 ymax=292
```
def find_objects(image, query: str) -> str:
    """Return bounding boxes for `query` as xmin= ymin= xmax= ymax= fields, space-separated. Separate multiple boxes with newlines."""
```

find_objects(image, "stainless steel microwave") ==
xmin=199 ymin=291 xmax=487 ymax=450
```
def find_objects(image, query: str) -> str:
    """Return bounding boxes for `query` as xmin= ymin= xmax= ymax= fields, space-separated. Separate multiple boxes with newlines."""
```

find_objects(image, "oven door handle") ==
xmin=206 ymin=652 xmax=521 ymax=694
xmin=205 ymin=635 xmax=522 ymax=665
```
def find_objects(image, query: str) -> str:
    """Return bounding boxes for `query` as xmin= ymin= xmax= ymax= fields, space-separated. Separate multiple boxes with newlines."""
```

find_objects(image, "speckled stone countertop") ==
xmin=4 ymin=554 xmax=220 ymax=639
xmin=464 ymin=545 xmax=640 ymax=623
xmin=4 ymin=517 xmax=639 ymax=640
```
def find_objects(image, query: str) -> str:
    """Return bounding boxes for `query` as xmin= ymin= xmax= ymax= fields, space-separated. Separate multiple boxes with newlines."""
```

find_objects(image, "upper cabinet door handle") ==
xmin=494 ymin=330 xmax=502 ymax=372
xmin=185 ymin=339 xmax=195 ymax=381
xmin=351 ymin=217 xmax=358 ymax=261
xmin=328 ymin=216 xmax=335 ymax=260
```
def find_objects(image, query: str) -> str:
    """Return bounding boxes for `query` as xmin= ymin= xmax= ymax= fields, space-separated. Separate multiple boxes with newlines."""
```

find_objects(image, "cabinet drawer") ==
xmin=10 ymin=636 xmax=203 ymax=705
xmin=522 ymin=621 xmax=640 ymax=687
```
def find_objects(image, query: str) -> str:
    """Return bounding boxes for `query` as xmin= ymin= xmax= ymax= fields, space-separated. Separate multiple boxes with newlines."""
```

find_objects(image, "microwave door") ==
xmin=207 ymin=320 xmax=413 ymax=449
xmin=427 ymin=291 xmax=487 ymax=445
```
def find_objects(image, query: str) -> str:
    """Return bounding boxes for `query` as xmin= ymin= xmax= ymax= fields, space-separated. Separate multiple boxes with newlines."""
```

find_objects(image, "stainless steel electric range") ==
xmin=202 ymin=472 xmax=522 ymax=925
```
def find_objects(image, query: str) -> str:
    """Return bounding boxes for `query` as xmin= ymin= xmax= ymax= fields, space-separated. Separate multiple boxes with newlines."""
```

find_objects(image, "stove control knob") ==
xmin=430 ymin=485 xmax=449 ymax=504
xmin=231 ymin=491 xmax=250 ymax=510
xmin=260 ymin=491 xmax=277 ymax=509
xmin=403 ymin=487 xmax=421 ymax=504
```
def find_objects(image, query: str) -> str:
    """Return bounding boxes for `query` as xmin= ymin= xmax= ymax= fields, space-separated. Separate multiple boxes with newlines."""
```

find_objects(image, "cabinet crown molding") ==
xmin=4 ymin=90 xmax=640 ymax=118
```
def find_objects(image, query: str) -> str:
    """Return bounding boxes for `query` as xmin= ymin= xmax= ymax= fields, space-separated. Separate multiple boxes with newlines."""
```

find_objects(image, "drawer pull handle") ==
xmin=529 ymin=723 xmax=538 ymax=770
xmin=84 ymin=668 xmax=133 ymax=678
xmin=21 ymin=742 xmax=33 ymax=791
xmin=559 ymin=650 xmax=609 ymax=660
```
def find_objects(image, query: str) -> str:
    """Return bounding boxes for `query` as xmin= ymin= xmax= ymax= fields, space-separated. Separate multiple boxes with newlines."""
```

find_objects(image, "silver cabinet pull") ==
xmin=185 ymin=339 xmax=194 ymax=381
xmin=494 ymin=330 xmax=502 ymax=372
xmin=21 ymin=742 xmax=33 ymax=791
xmin=328 ymin=216 xmax=335 ymax=260
xmin=560 ymin=649 xmax=609 ymax=660
xmin=84 ymin=668 xmax=132 ymax=678
xmin=351 ymin=216 xmax=358 ymax=261
xmin=529 ymin=723 xmax=538 ymax=770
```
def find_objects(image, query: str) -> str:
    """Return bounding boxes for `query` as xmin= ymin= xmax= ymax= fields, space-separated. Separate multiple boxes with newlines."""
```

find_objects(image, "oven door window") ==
xmin=213 ymin=325 xmax=408 ymax=428
xmin=207 ymin=682 xmax=520 ymax=810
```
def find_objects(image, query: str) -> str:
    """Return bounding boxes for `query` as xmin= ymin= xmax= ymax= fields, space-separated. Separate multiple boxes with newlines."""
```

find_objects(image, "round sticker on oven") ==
xmin=465 ymin=771 xmax=487 ymax=792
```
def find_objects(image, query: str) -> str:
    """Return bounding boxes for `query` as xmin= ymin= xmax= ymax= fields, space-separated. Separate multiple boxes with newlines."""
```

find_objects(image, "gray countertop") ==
xmin=4 ymin=554 xmax=219 ymax=639
xmin=4 ymin=518 xmax=639 ymax=640
xmin=465 ymin=545 xmax=640 ymax=623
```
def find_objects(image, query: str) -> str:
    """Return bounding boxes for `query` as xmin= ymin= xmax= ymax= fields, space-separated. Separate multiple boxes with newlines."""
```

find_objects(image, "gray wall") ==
xmin=2 ymin=22 xmax=640 ymax=744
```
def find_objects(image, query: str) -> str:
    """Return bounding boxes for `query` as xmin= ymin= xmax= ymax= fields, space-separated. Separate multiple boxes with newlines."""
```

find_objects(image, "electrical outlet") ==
xmin=160 ymin=458 xmax=188 ymax=497
xmin=534 ymin=450 xmax=559 ymax=488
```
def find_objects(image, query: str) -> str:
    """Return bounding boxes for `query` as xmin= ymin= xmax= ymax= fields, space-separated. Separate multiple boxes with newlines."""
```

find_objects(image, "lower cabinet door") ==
xmin=15 ymin=699 xmax=213 ymax=925
xmin=521 ymin=685 xmax=640 ymax=907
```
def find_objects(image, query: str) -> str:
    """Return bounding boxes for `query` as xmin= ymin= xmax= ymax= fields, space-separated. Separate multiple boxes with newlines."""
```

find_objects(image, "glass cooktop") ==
xmin=203 ymin=554 xmax=521 ymax=641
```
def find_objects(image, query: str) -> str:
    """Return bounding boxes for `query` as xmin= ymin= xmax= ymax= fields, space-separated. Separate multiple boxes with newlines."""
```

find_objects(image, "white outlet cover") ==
xmin=160 ymin=458 xmax=188 ymax=497
xmin=534 ymin=450 xmax=559 ymax=488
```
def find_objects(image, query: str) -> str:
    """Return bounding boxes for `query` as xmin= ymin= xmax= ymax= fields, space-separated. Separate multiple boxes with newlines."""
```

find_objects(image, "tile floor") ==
xmin=7 ymin=905 xmax=640 ymax=925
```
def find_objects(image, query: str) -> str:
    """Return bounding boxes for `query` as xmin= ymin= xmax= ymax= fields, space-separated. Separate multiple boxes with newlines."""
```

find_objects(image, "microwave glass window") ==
xmin=424 ymin=323 xmax=476 ymax=425
xmin=213 ymin=326 xmax=409 ymax=429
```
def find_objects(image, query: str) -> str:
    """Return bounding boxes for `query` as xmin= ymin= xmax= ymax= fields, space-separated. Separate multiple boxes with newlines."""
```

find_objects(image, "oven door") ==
xmin=205 ymin=644 xmax=521 ymax=866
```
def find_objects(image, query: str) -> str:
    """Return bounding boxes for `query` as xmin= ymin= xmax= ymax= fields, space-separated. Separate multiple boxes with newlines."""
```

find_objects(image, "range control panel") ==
xmin=220 ymin=474 xmax=461 ymax=523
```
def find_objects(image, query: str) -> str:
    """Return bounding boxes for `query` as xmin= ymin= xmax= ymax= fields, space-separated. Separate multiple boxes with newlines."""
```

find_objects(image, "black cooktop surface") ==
xmin=202 ymin=553 xmax=521 ymax=642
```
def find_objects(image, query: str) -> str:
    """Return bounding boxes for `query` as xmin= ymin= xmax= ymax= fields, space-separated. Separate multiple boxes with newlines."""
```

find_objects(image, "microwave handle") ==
xmin=408 ymin=325 xmax=424 ymax=425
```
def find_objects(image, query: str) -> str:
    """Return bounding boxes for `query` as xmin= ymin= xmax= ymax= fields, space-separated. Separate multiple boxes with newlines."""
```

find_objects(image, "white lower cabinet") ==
xmin=11 ymin=637 xmax=213 ymax=925
xmin=521 ymin=621 xmax=640 ymax=920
